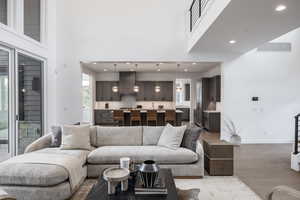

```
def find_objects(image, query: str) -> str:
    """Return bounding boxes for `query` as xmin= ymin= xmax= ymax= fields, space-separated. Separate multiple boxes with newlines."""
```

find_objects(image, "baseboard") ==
xmin=241 ymin=138 xmax=293 ymax=144
xmin=174 ymin=176 xmax=203 ymax=179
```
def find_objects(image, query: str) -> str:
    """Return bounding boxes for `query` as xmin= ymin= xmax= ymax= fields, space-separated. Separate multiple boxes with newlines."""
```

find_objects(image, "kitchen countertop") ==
xmin=95 ymin=109 xmax=183 ymax=113
xmin=204 ymin=110 xmax=221 ymax=113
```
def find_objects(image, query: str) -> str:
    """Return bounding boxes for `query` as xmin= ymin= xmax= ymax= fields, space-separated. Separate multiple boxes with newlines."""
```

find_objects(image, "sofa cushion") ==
xmin=0 ymin=148 xmax=90 ymax=187
xmin=87 ymin=146 xmax=198 ymax=164
xmin=0 ymin=163 xmax=68 ymax=187
xmin=96 ymin=126 xmax=142 ymax=146
xmin=142 ymin=126 xmax=165 ymax=145
xmin=61 ymin=125 xmax=92 ymax=150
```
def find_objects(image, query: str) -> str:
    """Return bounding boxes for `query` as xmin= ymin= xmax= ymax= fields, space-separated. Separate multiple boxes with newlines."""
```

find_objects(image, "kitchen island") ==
xmin=94 ymin=109 xmax=183 ymax=126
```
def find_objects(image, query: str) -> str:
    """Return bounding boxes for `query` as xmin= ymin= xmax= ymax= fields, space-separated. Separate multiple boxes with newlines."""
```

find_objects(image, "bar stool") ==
xmin=113 ymin=110 xmax=124 ymax=126
xmin=165 ymin=110 xmax=176 ymax=126
xmin=147 ymin=110 xmax=157 ymax=126
xmin=130 ymin=110 xmax=141 ymax=126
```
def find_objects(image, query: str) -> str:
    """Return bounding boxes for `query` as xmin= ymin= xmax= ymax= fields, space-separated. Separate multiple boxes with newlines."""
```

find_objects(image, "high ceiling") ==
xmin=83 ymin=62 xmax=220 ymax=73
xmin=190 ymin=0 xmax=300 ymax=57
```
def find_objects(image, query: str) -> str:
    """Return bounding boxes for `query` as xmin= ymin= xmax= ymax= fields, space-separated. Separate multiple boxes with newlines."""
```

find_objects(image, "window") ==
xmin=82 ymin=73 xmax=93 ymax=123
xmin=176 ymin=79 xmax=191 ymax=106
xmin=0 ymin=0 xmax=7 ymax=25
xmin=24 ymin=0 xmax=41 ymax=41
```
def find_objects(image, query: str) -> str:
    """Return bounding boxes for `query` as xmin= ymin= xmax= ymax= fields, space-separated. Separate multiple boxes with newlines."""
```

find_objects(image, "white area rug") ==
xmin=175 ymin=176 xmax=262 ymax=200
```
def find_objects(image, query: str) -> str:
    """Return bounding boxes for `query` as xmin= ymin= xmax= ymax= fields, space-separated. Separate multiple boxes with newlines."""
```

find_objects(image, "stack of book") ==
xmin=134 ymin=177 xmax=168 ymax=195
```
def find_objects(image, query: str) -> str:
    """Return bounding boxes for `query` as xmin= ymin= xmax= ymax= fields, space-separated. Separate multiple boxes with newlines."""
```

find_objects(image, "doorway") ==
xmin=0 ymin=45 xmax=45 ymax=161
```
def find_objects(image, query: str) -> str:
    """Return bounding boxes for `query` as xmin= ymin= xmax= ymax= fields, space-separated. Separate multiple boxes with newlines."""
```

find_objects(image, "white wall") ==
xmin=221 ymin=28 xmax=300 ymax=143
xmin=56 ymin=0 xmax=205 ymax=124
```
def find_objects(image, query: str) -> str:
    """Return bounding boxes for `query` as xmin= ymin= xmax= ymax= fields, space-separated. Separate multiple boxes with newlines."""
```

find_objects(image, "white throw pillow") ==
xmin=157 ymin=124 xmax=187 ymax=150
xmin=60 ymin=125 xmax=92 ymax=150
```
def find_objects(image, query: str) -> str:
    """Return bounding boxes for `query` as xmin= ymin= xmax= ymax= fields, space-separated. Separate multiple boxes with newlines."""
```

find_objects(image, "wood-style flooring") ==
xmin=235 ymin=143 xmax=300 ymax=198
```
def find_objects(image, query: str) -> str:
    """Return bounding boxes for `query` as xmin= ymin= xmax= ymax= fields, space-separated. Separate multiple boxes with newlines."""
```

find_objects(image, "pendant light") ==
xmin=176 ymin=64 xmax=182 ymax=92
xmin=155 ymin=85 xmax=161 ymax=93
xmin=133 ymin=64 xmax=139 ymax=93
xmin=112 ymin=64 xmax=119 ymax=93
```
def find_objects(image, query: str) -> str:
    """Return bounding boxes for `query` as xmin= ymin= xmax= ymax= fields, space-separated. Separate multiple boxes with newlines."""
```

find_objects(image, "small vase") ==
xmin=139 ymin=160 xmax=159 ymax=188
xmin=230 ymin=134 xmax=241 ymax=146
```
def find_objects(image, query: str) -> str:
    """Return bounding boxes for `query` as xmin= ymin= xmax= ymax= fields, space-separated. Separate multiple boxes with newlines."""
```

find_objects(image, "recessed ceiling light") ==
xmin=93 ymin=62 xmax=97 ymax=65
xmin=157 ymin=68 xmax=161 ymax=72
xmin=192 ymin=62 xmax=197 ymax=65
xmin=275 ymin=4 xmax=287 ymax=12
xmin=126 ymin=62 xmax=131 ymax=65
xmin=159 ymin=63 xmax=164 ymax=65
xmin=229 ymin=40 xmax=237 ymax=44
xmin=184 ymin=69 xmax=188 ymax=72
xmin=103 ymin=69 xmax=108 ymax=72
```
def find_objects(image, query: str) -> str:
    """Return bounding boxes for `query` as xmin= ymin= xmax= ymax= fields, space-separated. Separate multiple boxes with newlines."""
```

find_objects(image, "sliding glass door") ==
xmin=16 ymin=53 xmax=43 ymax=154
xmin=0 ymin=46 xmax=12 ymax=161
xmin=0 ymin=46 xmax=44 ymax=158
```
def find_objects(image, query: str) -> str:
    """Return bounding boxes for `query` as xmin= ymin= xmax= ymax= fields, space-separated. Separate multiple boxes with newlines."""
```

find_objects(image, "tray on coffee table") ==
xmin=86 ymin=169 xmax=178 ymax=200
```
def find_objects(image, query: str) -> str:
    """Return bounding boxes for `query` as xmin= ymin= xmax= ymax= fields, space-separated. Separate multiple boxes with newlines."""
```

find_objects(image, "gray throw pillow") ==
xmin=181 ymin=127 xmax=203 ymax=152
xmin=51 ymin=126 xmax=62 ymax=147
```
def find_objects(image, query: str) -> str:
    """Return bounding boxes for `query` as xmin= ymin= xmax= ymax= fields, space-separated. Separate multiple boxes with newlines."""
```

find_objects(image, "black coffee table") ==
xmin=86 ymin=169 xmax=178 ymax=200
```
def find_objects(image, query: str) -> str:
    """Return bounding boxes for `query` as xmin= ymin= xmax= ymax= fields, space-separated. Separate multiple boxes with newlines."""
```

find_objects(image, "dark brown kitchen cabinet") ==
xmin=185 ymin=83 xmax=190 ymax=101
xmin=203 ymin=111 xmax=221 ymax=132
xmin=96 ymin=81 xmax=120 ymax=101
xmin=135 ymin=82 xmax=144 ymax=101
xmin=208 ymin=76 xmax=221 ymax=102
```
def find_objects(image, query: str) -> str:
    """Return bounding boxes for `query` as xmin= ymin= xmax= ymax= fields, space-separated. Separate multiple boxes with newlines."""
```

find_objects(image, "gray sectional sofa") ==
xmin=0 ymin=126 xmax=204 ymax=200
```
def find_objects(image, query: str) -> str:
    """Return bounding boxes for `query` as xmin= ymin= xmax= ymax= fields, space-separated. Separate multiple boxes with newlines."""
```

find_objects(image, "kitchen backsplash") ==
xmin=95 ymin=101 xmax=176 ymax=110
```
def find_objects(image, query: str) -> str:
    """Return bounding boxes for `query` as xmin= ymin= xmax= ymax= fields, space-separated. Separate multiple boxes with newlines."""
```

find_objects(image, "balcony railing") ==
xmin=189 ymin=0 xmax=210 ymax=32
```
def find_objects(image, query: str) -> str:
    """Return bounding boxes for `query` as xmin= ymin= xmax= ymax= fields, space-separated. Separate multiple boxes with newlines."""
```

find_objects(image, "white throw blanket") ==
xmin=3 ymin=152 xmax=85 ymax=191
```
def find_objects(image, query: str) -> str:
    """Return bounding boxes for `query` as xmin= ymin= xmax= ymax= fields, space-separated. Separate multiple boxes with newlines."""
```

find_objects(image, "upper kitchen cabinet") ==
xmin=96 ymin=81 xmax=120 ymax=101
xmin=204 ymin=76 xmax=221 ymax=103
xmin=135 ymin=81 xmax=145 ymax=101
xmin=160 ymin=81 xmax=173 ymax=101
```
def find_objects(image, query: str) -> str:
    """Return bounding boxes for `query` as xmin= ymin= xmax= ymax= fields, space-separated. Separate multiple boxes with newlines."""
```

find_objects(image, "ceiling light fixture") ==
xmin=93 ymin=62 xmax=97 ymax=65
xmin=176 ymin=64 xmax=182 ymax=92
xmin=229 ymin=40 xmax=236 ymax=44
xmin=155 ymin=85 xmax=161 ymax=93
xmin=192 ymin=62 xmax=197 ymax=65
xmin=126 ymin=62 xmax=131 ymax=65
xmin=133 ymin=64 xmax=139 ymax=93
xmin=112 ymin=64 xmax=118 ymax=93
xmin=275 ymin=4 xmax=287 ymax=12
xmin=157 ymin=68 xmax=161 ymax=72
xmin=104 ymin=69 xmax=108 ymax=72
xmin=184 ymin=69 xmax=188 ymax=72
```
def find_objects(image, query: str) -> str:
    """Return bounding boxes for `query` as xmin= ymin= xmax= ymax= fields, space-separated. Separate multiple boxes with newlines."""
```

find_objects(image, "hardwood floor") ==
xmin=235 ymin=143 xmax=300 ymax=198
xmin=199 ymin=132 xmax=300 ymax=198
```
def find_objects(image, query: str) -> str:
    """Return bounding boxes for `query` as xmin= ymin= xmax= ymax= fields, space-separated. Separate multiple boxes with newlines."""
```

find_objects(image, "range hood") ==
xmin=119 ymin=72 xmax=136 ymax=96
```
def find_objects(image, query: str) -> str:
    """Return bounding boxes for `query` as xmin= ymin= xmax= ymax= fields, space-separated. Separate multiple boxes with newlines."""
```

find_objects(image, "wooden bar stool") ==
xmin=147 ymin=110 xmax=157 ymax=126
xmin=130 ymin=110 xmax=141 ymax=126
xmin=113 ymin=110 xmax=124 ymax=126
xmin=165 ymin=110 xmax=176 ymax=126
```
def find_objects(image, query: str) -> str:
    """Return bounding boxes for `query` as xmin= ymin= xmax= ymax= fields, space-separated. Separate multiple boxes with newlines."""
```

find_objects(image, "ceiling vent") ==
xmin=257 ymin=42 xmax=291 ymax=52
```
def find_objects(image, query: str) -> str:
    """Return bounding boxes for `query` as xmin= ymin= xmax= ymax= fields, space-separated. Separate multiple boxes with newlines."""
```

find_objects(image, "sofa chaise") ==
xmin=0 ymin=126 xmax=204 ymax=200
